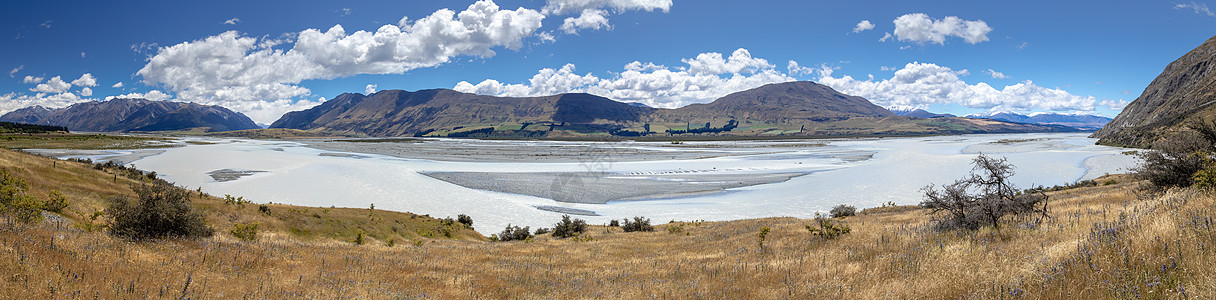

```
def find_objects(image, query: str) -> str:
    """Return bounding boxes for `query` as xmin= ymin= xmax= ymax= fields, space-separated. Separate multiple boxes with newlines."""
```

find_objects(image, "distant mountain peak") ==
xmin=0 ymin=99 xmax=260 ymax=132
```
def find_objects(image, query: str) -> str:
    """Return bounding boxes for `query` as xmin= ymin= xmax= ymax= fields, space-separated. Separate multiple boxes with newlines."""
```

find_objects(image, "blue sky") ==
xmin=3 ymin=0 xmax=1215 ymax=123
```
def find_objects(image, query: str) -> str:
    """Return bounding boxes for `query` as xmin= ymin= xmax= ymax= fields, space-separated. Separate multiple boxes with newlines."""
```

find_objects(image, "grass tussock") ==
xmin=0 ymin=147 xmax=1214 ymax=298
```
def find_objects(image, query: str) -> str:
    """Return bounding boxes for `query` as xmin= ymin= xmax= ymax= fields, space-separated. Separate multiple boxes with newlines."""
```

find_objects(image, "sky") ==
xmin=2 ymin=0 xmax=1215 ymax=124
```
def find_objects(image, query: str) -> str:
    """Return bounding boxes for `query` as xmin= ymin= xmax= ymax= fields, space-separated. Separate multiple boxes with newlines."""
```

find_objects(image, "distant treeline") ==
xmin=665 ymin=120 xmax=738 ymax=135
xmin=446 ymin=127 xmax=495 ymax=137
xmin=0 ymin=122 xmax=68 ymax=134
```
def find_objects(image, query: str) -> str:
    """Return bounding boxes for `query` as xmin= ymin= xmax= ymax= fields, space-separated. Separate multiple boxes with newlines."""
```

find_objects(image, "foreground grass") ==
xmin=0 ymin=148 xmax=1213 ymax=298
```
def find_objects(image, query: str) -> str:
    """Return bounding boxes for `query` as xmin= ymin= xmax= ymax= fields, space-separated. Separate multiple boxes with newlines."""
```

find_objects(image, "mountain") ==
xmin=967 ymin=111 xmax=1111 ymax=130
xmin=666 ymin=81 xmax=895 ymax=123
xmin=1092 ymin=35 xmax=1216 ymax=147
xmin=271 ymin=81 xmax=1082 ymax=138
xmin=270 ymin=89 xmax=652 ymax=136
xmin=0 ymin=99 xmax=260 ymax=132
xmin=891 ymin=109 xmax=955 ymax=118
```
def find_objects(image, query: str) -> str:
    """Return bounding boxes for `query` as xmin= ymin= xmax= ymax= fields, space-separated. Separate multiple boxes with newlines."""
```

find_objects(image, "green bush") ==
xmin=622 ymin=216 xmax=654 ymax=232
xmin=108 ymin=183 xmax=214 ymax=239
xmin=534 ymin=227 xmax=551 ymax=235
xmin=257 ymin=204 xmax=271 ymax=215
xmin=43 ymin=190 xmax=69 ymax=213
xmin=608 ymin=219 xmax=620 ymax=227
xmin=0 ymin=169 xmax=41 ymax=223
xmin=457 ymin=214 xmax=473 ymax=227
xmin=230 ymin=222 xmax=259 ymax=242
xmin=551 ymin=215 xmax=587 ymax=239
xmin=497 ymin=224 xmax=532 ymax=242
xmin=829 ymin=204 xmax=856 ymax=218
xmin=806 ymin=216 xmax=851 ymax=239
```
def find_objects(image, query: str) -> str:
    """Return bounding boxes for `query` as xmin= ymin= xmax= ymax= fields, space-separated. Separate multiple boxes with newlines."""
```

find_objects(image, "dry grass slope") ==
xmin=0 ymin=148 xmax=1213 ymax=298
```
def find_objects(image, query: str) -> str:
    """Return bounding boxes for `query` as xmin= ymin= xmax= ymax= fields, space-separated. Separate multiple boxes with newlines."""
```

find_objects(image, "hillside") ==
xmin=0 ymin=99 xmax=260 ymax=133
xmin=968 ymin=112 xmax=1112 ymax=130
xmin=1093 ymin=34 xmax=1216 ymax=147
xmin=272 ymin=82 xmax=1079 ymax=138
xmin=1 ymin=143 xmax=1213 ymax=297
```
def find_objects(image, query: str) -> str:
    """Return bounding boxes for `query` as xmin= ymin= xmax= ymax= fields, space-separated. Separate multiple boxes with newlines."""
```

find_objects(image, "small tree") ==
xmin=622 ymin=216 xmax=654 ymax=232
xmin=109 ymin=183 xmax=214 ymax=239
xmin=551 ymin=215 xmax=587 ymax=238
xmin=1136 ymin=120 xmax=1216 ymax=189
xmin=920 ymin=155 xmax=1048 ymax=230
xmin=497 ymin=224 xmax=532 ymax=242
xmin=457 ymin=214 xmax=473 ymax=227
xmin=829 ymin=204 xmax=856 ymax=218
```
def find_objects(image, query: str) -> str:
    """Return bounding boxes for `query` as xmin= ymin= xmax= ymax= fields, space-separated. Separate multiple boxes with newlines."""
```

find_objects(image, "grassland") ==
xmin=0 ymin=133 xmax=172 ymax=150
xmin=0 ymin=147 xmax=1212 ymax=298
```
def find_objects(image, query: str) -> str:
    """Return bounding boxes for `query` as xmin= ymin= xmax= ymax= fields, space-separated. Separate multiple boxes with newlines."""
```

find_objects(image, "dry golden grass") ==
xmin=0 ymin=148 xmax=1212 ymax=298
xmin=0 ymin=133 xmax=170 ymax=150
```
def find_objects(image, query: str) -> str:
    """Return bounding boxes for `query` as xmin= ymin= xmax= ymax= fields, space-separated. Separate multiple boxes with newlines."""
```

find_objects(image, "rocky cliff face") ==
xmin=0 ymin=99 xmax=260 ymax=132
xmin=1092 ymin=35 xmax=1216 ymax=147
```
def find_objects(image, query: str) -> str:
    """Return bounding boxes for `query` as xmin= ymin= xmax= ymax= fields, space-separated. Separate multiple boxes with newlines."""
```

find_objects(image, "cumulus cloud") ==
xmin=22 ymin=76 xmax=43 ymax=84
xmin=787 ymin=60 xmax=815 ymax=76
xmin=560 ymin=9 xmax=611 ymax=34
xmin=0 ymin=92 xmax=87 ymax=115
xmin=30 ymin=76 xmax=71 ymax=93
xmin=1176 ymin=2 xmax=1215 ymax=16
xmin=137 ymin=0 xmax=545 ymax=123
xmin=71 ymin=73 xmax=97 ymax=87
xmin=105 ymin=90 xmax=172 ymax=101
xmin=853 ymin=20 xmax=875 ymax=33
xmin=224 ymin=18 xmax=240 ymax=25
xmin=365 ymin=84 xmax=377 ymax=95
xmin=79 ymin=87 xmax=93 ymax=97
xmin=112 ymin=82 xmax=124 ymax=88
xmin=543 ymin=0 xmax=672 ymax=34
xmin=816 ymin=62 xmax=1097 ymax=113
xmin=986 ymin=69 xmax=1008 ymax=79
xmin=455 ymin=48 xmax=796 ymax=108
xmin=8 ymin=65 xmax=21 ymax=78
xmin=1099 ymin=99 xmax=1129 ymax=110
xmin=891 ymin=13 xmax=991 ymax=45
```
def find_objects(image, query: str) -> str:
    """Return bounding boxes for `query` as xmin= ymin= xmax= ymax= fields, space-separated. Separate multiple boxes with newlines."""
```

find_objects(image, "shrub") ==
xmin=551 ymin=215 xmax=587 ymax=239
xmin=257 ymin=204 xmax=271 ymax=215
xmin=497 ymin=224 xmax=532 ymax=242
xmin=230 ymin=222 xmax=259 ymax=242
xmin=534 ymin=227 xmax=551 ymax=235
xmin=806 ymin=216 xmax=851 ymax=239
xmin=354 ymin=229 xmax=366 ymax=245
xmin=108 ymin=183 xmax=214 ymax=239
xmin=757 ymin=226 xmax=771 ymax=248
xmin=43 ymin=190 xmax=69 ymax=213
xmin=457 ymin=214 xmax=473 ymax=227
xmin=0 ymin=169 xmax=41 ymax=223
xmin=829 ymin=204 xmax=856 ymax=218
xmin=920 ymin=154 xmax=1049 ymax=231
xmin=1195 ymin=164 xmax=1216 ymax=191
xmin=622 ymin=216 xmax=654 ymax=232
xmin=608 ymin=219 xmax=620 ymax=227
xmin=1136 ymin=122 xmax=1216 ymax=189
xmin=667 ymin=223 xmax=684 ymax=234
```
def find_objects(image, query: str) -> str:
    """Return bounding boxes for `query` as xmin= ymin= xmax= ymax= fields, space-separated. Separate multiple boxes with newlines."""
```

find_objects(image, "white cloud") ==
xmin=543 ymin=0 xmax=672 ymax=34
xmin=22 ymin=76 xmax=43 ymax=84
xmin=1176 ymin=2 xmax=1215 ymax=16
xmin=365 ymin=84 xmax=377 ymax=95
xmin=0 ymin=92 xmax=88 ymax=115
xmin=224 ymin=18 xmax=240 ymax=25
xmin=112 ymin=82 xmax=124 ymax=88
xmin=541 ymin=0 xmax=672 ymax=15
xmin=79 ymin=87 xmax=93 ymax=97
xmin=986 ymin=69 xmax=1008 ymax=79
xmin=853 ymin=20 xmax=875 ymax=33
xmin=40 ymin=20 xmax=52 ymax=29
xmin=137 ymin=0 xmax=545 ymax=122
xmin=816 ymin=62 xmax=1097 ymax=113
xmin=880 ymin=66 xmax=897 ymax=72
xmin=71 ymin=73 xmax=97 ymax=87
xmin=1099 ymin=99 xmax=1129 ymax=110
xmin=560 ymin=9 xmax=611 ymax=34
xmin=30 ymin=76 xmax=71 ymax=93
xmin=891 ymin=13 xmax=991 ymax=45
xmin=787 ymin=60 xmax=815 ymax=76
xmin=80 ymin=52 xmax=86 ymax=58
xmin=537 ymin=31 xmax=556 ymax=43
xmin=454 ymin=48 xmax=796 ymax=108
xmin=106 ymin=90 xmax=172 ymax=101
xmin=8 ymin=65 xmax=21 ymax=78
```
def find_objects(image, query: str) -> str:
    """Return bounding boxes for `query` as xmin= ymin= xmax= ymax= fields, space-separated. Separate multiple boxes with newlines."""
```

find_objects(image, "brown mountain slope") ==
xmin=270 ymin=89 xmax=652 ymax=136
xmin=1092 ymin=34 xmax=1216 ymax=147
xmin=0 ymin=99 xmax=260 ymax=132
xmin=661 ymin=81 xmax=895 ymax=123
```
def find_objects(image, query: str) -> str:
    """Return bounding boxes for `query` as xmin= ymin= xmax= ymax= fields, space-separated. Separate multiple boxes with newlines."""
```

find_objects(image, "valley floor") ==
xmin=0 ymin=142 xmax=1212 ymax=298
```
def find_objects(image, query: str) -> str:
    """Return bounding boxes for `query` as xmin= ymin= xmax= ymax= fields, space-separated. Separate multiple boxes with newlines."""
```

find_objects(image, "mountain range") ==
xmin=966 ymin=111 xmax=1112 ymax=130
xmin=0 ymin=98 xmax=259 ymax=132
xmin=890 ymin=109 xmax=955 ymax=119
xmin=1092 ymin=34 xmax=1216 ymax=148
